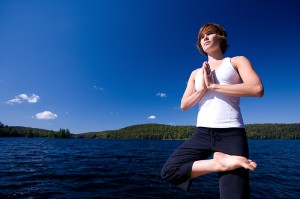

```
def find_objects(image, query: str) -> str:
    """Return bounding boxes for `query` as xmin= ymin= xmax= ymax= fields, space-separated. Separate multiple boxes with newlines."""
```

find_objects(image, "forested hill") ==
xmin=1 ymin=122 xmax=299 ymax=139
xmin=77 ymin=123 xmax=300 ymax=139
xmin=0 ymin=122 xmax=72 ymax=138
xmin=77 ymin=124 xmax=196 ymax=140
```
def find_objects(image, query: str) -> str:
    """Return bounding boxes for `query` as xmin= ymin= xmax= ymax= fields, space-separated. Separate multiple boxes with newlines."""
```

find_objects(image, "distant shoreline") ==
xmin=1 ymin=122 xmax=299 ymax=140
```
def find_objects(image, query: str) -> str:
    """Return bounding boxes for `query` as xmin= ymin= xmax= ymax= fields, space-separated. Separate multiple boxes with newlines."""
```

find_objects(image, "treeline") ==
xmin=77 ymin=123 xmax=300 ymax=140
xmin=246 ymin=123 xmax=300 ymax=139
xmin=1 ymin=122 xmax=300 ymax=139
xmin=76 ymin=124 xmax=196 ymax=140
xmin=0 ymin=122 xmax=72 ymax=138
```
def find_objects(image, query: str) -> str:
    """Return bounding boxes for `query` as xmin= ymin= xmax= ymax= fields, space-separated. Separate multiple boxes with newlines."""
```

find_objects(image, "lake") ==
xmin=0 ymin=138 xmax=299 ymax=198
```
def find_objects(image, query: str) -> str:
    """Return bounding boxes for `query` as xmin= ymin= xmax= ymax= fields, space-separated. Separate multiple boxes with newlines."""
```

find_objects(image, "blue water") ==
xmin=0 ymin=138 xmax=299 ymax=198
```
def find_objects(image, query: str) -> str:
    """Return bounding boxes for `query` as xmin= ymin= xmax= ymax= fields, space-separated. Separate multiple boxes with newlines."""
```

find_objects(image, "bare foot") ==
xmin=213 ymin=152 xmax=257 ymax=172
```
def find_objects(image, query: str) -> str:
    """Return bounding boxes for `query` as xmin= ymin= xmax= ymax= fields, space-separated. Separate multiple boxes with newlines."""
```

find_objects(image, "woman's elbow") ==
xmin=180 ymin=102 xmax=188 ymax=112
xmin=181 ymin=107 xmax=188 ymax=112
xmin=254 ymin=85 xmax=264 ymax=97
xmin=181 ymin=105 xmax=188 ymax=112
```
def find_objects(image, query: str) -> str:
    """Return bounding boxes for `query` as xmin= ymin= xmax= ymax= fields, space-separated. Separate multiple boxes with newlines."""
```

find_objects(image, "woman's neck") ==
xmin=207 ymin=52 xmax=224 ymax=63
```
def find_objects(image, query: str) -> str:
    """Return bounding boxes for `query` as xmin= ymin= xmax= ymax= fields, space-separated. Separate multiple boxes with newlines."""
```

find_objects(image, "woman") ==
xmin=161 ymin=23 xmax=264 ymax=199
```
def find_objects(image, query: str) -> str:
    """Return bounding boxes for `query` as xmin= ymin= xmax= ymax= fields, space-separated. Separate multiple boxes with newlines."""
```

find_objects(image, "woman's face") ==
xmin=200 ymin=31 xmax=221 ymax=53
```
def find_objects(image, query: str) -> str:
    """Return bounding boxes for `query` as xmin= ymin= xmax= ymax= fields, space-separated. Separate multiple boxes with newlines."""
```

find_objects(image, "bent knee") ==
xmin=161 ymin=164 xmax=189 ymax=185
xmin=161 ymin=164 xmax=177 ymax=182
xmin=161 ymin=163 xmax=193 ymax=191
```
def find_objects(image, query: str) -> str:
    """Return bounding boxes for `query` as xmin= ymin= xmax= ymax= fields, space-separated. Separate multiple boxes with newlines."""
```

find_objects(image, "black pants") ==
xmin=161 ymin=127 xmax=250 ymax=199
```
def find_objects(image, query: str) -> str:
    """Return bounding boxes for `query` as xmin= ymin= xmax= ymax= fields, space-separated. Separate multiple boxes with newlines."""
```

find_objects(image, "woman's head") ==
xmin=197 ymin=23 xmax=228 ymax=55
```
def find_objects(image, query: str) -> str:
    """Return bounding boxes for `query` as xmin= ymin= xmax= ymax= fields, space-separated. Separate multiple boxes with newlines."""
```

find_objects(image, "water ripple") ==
xmin=0 ymin=138 xmax=299 ymax=198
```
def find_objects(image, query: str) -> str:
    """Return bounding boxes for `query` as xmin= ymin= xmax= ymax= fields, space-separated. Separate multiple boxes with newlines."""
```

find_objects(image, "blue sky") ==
xmin=0 ymin=0 xmax=299 ymax=134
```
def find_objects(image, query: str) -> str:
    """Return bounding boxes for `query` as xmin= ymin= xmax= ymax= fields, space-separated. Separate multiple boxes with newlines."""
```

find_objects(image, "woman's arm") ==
xmin=181 ymin=68 xmax=207 ymax=111
xmin=204 ymin=56 xmax=264 ymax=97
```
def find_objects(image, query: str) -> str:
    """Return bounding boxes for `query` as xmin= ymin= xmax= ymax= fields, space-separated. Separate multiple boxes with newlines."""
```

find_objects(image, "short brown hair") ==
xmin=197 ymin=23 xmax=228 ymax=55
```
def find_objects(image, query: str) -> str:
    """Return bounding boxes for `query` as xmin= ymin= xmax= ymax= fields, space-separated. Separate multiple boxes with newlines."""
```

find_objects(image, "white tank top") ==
xmin=195 ymin=57 xmax=245 ymax=128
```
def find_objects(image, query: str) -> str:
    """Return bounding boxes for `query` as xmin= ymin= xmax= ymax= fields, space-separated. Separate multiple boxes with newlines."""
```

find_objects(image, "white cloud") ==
xmin=148 ymin=115 xmax=156 ymax=119
xmin=156 ymin=92 xmax=167 ymax=98
xmin=109 ymin=110 xmax=119 ymax=115
xmin=6 ymin=94 xmax=40 ymax=104
xmin=93 ymin=85 xmax=104 ymax=91
xmin=7 ymin=98 xmax=22 ymax=104
xmin=35 ymin=111 xmax=57 ymax=120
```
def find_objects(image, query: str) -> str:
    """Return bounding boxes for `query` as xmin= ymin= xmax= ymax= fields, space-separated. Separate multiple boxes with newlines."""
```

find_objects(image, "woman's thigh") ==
xmin=164 ymin=128 xmax=214 ymax=167
xmin=213 ymin=128 xmax=249 ymax=157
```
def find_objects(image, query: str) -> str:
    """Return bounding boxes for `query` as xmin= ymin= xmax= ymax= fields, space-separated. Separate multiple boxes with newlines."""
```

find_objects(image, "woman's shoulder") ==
xmin=230 ymin=56 xmax=249 ymax=63
xmin=185 ymin=68 xmax=202 ymax=82
xmin=230 ymin=56 xmax=251 ymax=68
xmin=193 ymin=67 xmax=202 ymax=73
xmin=190 ymin=68 xmax=202 ymax=77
